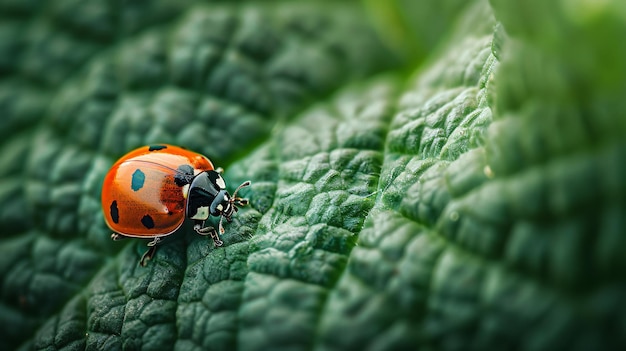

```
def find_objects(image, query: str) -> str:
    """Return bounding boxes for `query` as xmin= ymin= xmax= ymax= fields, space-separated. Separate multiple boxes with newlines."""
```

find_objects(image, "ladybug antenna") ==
xmin=230 ymin=180 xmax=251 ymax=208
xmin=232 ymin=181 xmax=251 ymax=199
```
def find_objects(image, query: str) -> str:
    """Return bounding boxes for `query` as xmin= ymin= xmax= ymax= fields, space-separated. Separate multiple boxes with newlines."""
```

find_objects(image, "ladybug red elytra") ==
xmin=101 ymin=144 xmax=250 ymax=266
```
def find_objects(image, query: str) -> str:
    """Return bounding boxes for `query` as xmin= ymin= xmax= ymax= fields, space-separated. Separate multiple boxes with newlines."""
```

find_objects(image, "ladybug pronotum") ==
xmin=101 ymin=144 xmax=250 ymax=266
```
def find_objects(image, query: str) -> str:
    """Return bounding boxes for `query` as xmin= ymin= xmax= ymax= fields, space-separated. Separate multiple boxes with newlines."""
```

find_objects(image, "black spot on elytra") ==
xmin=174 ymin=164 xmax=195 ymax=186
xmin=148 ymin=145 xmax=167 ymax=151
xmin=141 ymin=214 xmax=155 ymax=229
xmin=131 ymin=169 xmax=145 ymax=191
xmin=110 ymin=201 xmax=119 ymax=224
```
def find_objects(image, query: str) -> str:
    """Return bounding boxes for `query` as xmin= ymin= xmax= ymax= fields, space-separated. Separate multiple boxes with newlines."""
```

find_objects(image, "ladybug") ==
xmin=101 ymin=144 xmax=250 ymax=266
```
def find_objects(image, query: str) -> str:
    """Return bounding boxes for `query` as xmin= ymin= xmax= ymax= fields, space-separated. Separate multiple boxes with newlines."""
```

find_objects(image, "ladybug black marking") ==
xmin=148 ymin=145 xmax=168 ymax=151
xmin=110 ymin=201 xmax=120 ymax=224
xmin=131 ymin=169 xmax=145 ymax=191
xmin=141 ymin=214 xmax=155 ymax=229
xmin=174 ymin=164 xmax=195 ymax=187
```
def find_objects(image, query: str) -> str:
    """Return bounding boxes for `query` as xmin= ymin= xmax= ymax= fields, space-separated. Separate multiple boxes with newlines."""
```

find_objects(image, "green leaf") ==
xmin=1 ymin=0 xmax=625 ymax=350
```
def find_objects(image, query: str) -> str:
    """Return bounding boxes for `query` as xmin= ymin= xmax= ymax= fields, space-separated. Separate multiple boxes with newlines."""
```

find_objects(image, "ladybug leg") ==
xmin=194 ymin=221 xmax=224 ymax=247
xmin=147 ymin=236 xmax=161 ymax=247
xmin=111 ymin=233 xmax=126 ymax=241
xmin=139 ymin=237 xmax=161 ymax=267
xmin=140 ymin=246 xmax=157 ymax=267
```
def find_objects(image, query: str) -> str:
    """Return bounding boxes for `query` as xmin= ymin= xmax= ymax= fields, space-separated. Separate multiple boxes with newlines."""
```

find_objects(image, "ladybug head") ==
xmin=211 ymin=180 xmax=251 ymax=234
xmin=186 ymin=170 xmax=250 ymax=234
